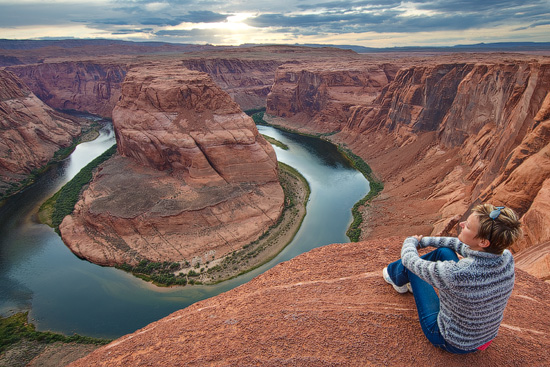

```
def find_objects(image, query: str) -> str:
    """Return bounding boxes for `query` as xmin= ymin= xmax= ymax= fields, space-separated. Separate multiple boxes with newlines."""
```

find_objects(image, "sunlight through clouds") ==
xmin=0 ymin=0 xmax=548 ymax=47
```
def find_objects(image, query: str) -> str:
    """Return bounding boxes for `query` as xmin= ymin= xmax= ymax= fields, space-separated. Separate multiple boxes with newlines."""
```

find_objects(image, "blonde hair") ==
xmin=472 ymin=204 xmax=522 ymax=254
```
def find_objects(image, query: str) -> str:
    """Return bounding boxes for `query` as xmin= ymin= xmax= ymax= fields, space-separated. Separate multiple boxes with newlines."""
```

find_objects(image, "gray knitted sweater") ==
xmin=401 ymin=236 xmax=515 ymax=350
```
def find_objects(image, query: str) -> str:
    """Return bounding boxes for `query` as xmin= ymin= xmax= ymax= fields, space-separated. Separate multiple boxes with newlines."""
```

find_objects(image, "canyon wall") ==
xmin=2 ymin=47 xmax=545 ymax=365
xmin=6 ymin=57 xmax=278 ymax=119
xmin=7 ymin=61 xmax=126 ymax=118
xmin=0 ymin=69 xmax=81 ymax=198
xmin=266 ymin=56 xmax=550 ymax=280
xmin=266 ymin=61 xmax=400 ymax=133
xmin=59 ymin=63 xmax=284 ymax=266
xmin=182 ymin=58 xmax=283 ymax=111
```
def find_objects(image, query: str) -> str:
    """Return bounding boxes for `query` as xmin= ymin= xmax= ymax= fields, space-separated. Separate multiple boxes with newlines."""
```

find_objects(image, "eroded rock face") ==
xmin=68 ymin=238 xmax=550 ymax=366
xmin=59 ymin=64 xmax=283 ymax=266
xmin=267 ymin=56 xmax=550 ymax=280
xmin=7 ymin=62 xmax=126 ymax=117
xmin=114 ymin=64 xmax=279 ymax=186
xmin=266 ymin=61 xmax=399 ymax=133
xmin=0 ymin=69 xmax=81 ymax=197
xmin=182 ymin=58 xmax=283 ymax=110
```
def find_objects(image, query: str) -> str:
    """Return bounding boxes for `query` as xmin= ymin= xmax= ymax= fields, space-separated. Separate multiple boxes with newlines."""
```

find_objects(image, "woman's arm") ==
xmin=401 ymin=237 xmax=469 ymax=289
xmin=415 ymin=236 xmax=469 ymax=257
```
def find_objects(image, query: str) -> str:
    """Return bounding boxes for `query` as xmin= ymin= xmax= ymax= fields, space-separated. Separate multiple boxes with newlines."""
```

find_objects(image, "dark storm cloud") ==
xmin=99 ymin=7 xmax=228 ymax=27
xmin=132 ymin=10 xmax=228 ymax=26
xmin=244 ymin=11 xmax=395 ymax=29
xmin=0 ymin=3 xmax=106 ymax=27
xmin=244 ymin=0 xmax=550 ymax=34
xmin=244 ymin=11 xmax=476 ymax=33
xmin=0 ymin=1 xmax=228 ymax=32
xmin=296 ymin=0 xmax=403 ymax=11
xmin=415 ymin=0 xmax=542 ymax=12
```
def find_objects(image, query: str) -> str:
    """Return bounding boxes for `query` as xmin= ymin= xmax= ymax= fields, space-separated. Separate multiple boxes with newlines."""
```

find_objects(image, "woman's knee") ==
xmin=434 ymin=247 xmax=459 ymax=262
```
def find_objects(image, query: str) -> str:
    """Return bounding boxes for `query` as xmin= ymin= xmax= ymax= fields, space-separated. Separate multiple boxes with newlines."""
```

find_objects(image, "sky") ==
xmin=1 ymin=0 xmax=549 ymax=48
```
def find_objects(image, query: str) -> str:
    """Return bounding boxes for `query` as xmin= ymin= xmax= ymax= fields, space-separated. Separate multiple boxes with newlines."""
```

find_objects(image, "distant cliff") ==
xmin=7 ymin=58 xmax=279 ymax=117
xmin=7 ymin=62 xmax=126 ymax=118
xmin=182 ymin=58 xmax=283 ymax=111
xmin=266 ymin=61 xmax=400 ymax=133
xmin=0 ymin=69 xmax=81 ymax=198
xmin=59 ymin=63 xmax=284 ymax=267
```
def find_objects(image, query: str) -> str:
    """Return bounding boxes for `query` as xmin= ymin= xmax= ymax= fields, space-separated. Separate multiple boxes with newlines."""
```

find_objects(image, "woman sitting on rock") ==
xmin=383 ymin=203 xmax=522 ymax=354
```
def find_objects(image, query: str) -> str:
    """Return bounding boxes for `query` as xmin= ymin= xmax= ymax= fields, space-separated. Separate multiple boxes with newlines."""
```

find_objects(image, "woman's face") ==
xmin=458 ymin=213 xmax=487 ymax=251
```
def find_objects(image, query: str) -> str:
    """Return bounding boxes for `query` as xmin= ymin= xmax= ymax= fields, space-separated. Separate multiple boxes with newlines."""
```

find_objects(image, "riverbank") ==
xmin=0 ymin=312 xmax=110 ymax=367
xmin=0 ymin=117 xmax=103 ymax=207
xmin=116 ymin=161 xmax=310 ymax=286
xmin=260 ymin=113 xmax=382 ymax=242
xmin=198 ymin=162 xmax=310 ymax=284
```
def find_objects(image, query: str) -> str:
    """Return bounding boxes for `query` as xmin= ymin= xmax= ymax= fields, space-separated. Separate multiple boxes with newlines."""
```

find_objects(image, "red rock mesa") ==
xmin=59 ymin=63 xmax=284 ymax=266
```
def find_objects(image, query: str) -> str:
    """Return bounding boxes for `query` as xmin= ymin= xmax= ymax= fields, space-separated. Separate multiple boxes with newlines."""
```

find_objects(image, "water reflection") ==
xmin=0 ymin=121 xmax=369 ymax=338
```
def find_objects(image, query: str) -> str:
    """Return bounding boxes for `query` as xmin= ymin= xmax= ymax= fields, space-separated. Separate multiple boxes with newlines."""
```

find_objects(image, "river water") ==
xmin=0 ymin=120 xmax=369 ymax=339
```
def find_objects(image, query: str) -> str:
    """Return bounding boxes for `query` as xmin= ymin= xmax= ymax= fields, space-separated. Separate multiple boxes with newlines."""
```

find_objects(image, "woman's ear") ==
xmin=479 ymin=238 xmax=491 ymax=248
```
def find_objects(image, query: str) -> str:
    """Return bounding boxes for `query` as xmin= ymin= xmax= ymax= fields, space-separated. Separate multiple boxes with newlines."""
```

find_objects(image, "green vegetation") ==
xmin=1 ymin=121 xmax=103 ymax=203
xmin=209 ymin=161 xmax=310 ymax=281
xmin=40 ymin=144 xmax=117 ymax=231
xmin=262 ymin=134 xmax=289 ymax=150
xmin=116 ymin=260 xmax=190 ymax=286
xmin=244 ymin=107 xmax=267 ymax=117
xmin=338 ymin=147 xmax=384 ymax=242
xmin=0 ymin=312 xmax=110 ymax=355
xmin=250 ymin=110 xmax=269 ymax=126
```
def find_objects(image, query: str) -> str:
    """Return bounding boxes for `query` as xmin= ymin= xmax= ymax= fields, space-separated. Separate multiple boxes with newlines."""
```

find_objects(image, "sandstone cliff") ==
xmin=69 ymin=237 xmax=550 ymax=366
xmin=59 ymin=63 xmax=284 ymax=266
xmin=0 ymin=69 xmax=81 ymax=198
xmin=7 ymin=61 xmax=126 ymax=118
xmin=182 ymin=58 xmax=283 ymax=111
xmin=266 ymin=61 xmax=400 ymax=133
xmin=266 ymin=55 xmax=550 ymax=281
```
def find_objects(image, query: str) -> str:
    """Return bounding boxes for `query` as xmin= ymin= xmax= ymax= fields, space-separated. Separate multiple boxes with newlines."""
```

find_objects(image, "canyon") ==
xmin=0 ymin=42 xmax=549 ymax=365
xmin=264 ymin=54 xmax=550 ymax=281
xmin=0 ymin=69 xmax=82 ymax=198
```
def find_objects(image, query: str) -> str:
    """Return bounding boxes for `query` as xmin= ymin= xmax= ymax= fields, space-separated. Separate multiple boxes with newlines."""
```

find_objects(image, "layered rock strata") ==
xmin=267 ymin=56 xmax=550 ymax=280
xmin=7 ymin=61 xmax=126 ymax=118
xmin=59 ymin=64 xmax=284 ymax=266
xmin=182 ymin=58 xmax=283 ymax=110
xmin=0 ymin=69 xmax=81 ymax=197
xmin=266 ymin=61 xmax=400 ymax=133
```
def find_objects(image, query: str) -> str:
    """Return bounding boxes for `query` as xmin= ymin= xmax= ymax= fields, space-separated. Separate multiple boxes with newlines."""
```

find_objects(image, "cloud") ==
xmin=245 ymin=11 xmax=394 ymax=29
xmin=243 ymin=0 xmax=550 ymax=37
xmin=415 ymin=0 xmax=541 ymax=13
xmin=296 ymin=0 xmax=403 ymax=11
xmin=0 ymin=0 xmax=548 ymax=46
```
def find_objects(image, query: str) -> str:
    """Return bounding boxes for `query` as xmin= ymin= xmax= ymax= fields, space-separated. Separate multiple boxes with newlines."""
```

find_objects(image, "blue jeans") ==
xmin=386 ymin=248 xmax=478 ymax=354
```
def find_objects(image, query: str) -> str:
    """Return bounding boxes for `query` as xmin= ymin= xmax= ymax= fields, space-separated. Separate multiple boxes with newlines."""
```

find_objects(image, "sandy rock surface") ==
xmin=69 ymin=237 xmax=550 ymax=366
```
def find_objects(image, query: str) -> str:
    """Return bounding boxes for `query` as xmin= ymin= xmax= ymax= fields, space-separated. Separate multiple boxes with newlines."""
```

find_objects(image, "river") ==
xmin=0 ymin=119 xmax=369 ymax=339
